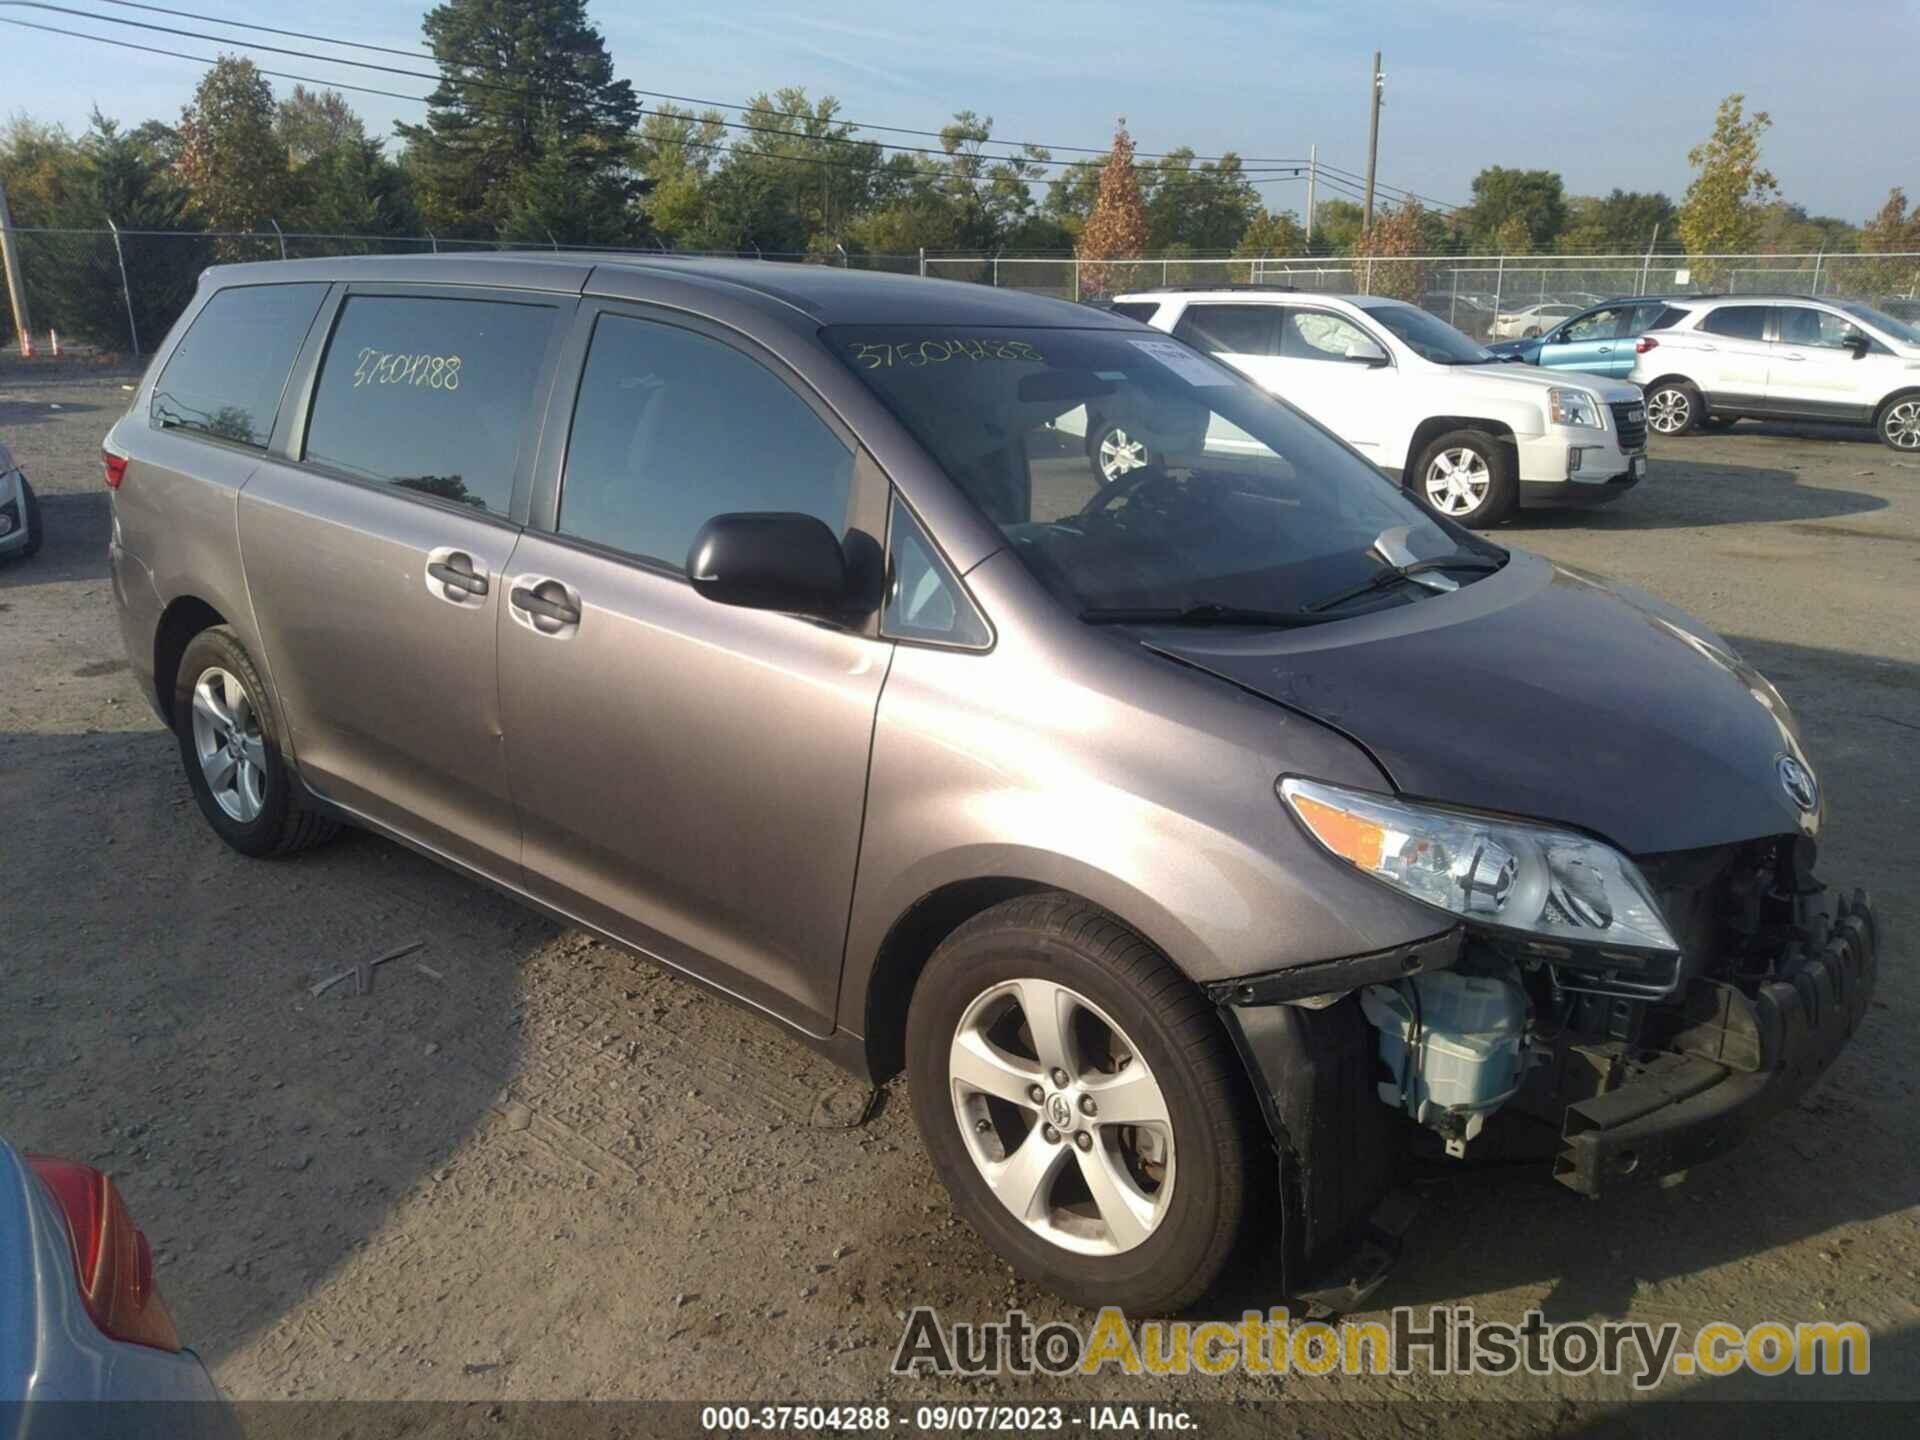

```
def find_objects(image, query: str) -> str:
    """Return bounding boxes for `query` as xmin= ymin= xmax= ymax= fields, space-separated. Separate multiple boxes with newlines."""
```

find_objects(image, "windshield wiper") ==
xmin=1304 ymin=528 xmax=1504 ymax=613
xmin=1079 ymin=602 xmax=1326 ymax=628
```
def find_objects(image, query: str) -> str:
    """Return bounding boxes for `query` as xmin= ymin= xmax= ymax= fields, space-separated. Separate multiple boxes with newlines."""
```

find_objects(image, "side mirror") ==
xmin=1346 ymin=337 xmax=1390 ymax=367
xmin=687 ymin=512 xmax=850 ymax=618
xmin=1842 ymin=332 xmax=1870 ymax=357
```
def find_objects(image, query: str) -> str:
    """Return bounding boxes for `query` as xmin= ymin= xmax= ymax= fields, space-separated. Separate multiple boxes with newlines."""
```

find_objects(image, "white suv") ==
xmin=1629 ymin=295 xmax=1920 ymax=449
xmin=1085 ymin=289 xmax=1648 ymax=527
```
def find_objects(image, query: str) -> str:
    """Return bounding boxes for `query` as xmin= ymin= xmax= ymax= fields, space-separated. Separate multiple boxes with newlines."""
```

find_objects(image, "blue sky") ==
xmin=3 ymin=0 xmax=1912 ymax=225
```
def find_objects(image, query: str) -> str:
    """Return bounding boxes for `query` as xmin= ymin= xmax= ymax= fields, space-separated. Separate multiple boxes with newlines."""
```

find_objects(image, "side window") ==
xmin=1173 ymin=305 xmax=1277 ymax=356
xmin=1279 ymin=309 xmax=1380 ymax=362
xmin=1105 ymin=302 xmax=1160 ymax=323
xmin=1699 ymin=306 xmax=1770 ymax=341
xmin=1562 ymin=307 xmax=1624 ymax=343
xmin=303 ymin=295 xmax=557 ymax=517
xmin=1636 ymin=304 xmax=1681 ymax=332
xmin=1778 ymin=307 xmax=1860 ymax=349
xmin=883 ymin=495 xmax=989 ymax=648
xmin=151 ymin=283 xmax=328 ymax=448
xmin=559 ymin=314 xmax=853 ymax=572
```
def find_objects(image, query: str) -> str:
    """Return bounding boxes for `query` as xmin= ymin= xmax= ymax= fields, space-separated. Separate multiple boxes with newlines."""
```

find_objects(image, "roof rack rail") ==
xmin=1116 ymin=282 xmax=1301 ymax=294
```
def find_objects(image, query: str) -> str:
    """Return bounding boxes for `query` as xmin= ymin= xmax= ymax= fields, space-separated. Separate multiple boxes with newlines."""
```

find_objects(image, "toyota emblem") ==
xmin=1777 ymin=754 xmax=1819 ymax=813
xmin=1046 ymin=1094 xmax=1074 ymax=1131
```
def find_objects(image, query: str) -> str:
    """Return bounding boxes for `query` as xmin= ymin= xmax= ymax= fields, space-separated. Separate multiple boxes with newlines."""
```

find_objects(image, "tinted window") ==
xmin=1279 ymin=308 xmax=1380 ymax=362
xmin=1173 ymin=305 xmax=1277 ymax=355
xmin=1699 ymin=306 xmax=1769 ymax=340
xmin=884 ymin=495 xmax=989 ymax=647
xmin=559 ymin=315 xmax=852 ymax=571
xmin=1640 ymin=304 xmax=1687 ymax=331
xmin=303 ymin=295 xmax=557 ymax=517
xmin=1105 ymin=302 xmax=1160 ymax=323
xmin=151 ymin=283 xmax=327 ymax=448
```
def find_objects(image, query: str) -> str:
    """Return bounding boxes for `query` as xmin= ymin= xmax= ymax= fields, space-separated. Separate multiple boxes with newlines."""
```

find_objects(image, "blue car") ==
xmin=1487 ymin=297 xmax=1694 ymax=378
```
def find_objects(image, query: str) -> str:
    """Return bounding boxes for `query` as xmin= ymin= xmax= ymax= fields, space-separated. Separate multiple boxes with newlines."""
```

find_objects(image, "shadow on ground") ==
xmin=0 ymin=492 xmax=111 ymax=588
xmin=1506 ymin=458 xmax=1890 ymax=533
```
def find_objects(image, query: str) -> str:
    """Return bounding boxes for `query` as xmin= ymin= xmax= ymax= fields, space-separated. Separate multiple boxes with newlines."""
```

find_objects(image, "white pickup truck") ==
xmin=1066 ymin=288 xmax=1648 ymax=527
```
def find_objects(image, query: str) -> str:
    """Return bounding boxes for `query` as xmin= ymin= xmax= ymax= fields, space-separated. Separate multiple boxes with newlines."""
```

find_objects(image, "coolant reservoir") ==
xmin=1360 ymin=970 xmax=1528 ymax=1157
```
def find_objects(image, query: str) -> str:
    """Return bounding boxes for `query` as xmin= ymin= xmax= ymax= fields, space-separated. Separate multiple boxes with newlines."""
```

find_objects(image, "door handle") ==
xmin=428 ymin=558 xmax=490 ymax=595
xmin=1695 ymin=343 xmax=1717 ymax=352
xmin=1595 ymin=345 xmax=1612 ymax=353
xmin=511 ymin=581 xmax=582 ymax=628
xmin=1779 ymin=351 xmax=1806 ymax=361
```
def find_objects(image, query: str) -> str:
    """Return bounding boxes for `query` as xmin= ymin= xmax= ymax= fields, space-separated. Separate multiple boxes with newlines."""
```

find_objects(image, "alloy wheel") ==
xmin=1423 ymin=447 xmax=1491 ymax=517
xmin=190 ymin=666 xmax=268 ymax=823
xmin=1647 ymin=387 xmax=1691 ymax=434
xmin=1885 ymin=399 xmax=1920 ymax=450
xmin=948 ymin=977 xmax=1175 ymax=1256
xmin=1097 ymin=428 xmax=1149 ymax=483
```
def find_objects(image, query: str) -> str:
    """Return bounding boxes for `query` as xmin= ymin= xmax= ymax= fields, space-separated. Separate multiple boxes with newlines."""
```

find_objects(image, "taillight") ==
xmin=26 ymin=1156 xmax=181 ymax=1352
xmin=1634 ymin=336 xmax=1658 ymax=354
xmin=101 ymin=449 xmax=128 ymax=489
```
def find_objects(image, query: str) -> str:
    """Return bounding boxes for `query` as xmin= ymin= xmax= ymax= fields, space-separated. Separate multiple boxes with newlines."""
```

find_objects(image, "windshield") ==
xmin=830 ymin=325 xmax=1486 ymax=618
xmin=1836 ymin=301 xmax=1920 ymax=345
xmin=1353 ymin=301 xmax=1494 ymax=364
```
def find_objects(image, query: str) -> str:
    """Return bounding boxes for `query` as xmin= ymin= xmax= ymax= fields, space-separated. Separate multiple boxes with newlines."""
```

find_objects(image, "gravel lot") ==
xmin=3 ymin=362 xmax=1917 ymax=1423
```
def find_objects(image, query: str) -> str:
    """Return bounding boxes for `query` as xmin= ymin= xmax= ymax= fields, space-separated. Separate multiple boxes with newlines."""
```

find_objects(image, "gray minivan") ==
xmin=106 ymin=256 xmax=1876 ymax=1313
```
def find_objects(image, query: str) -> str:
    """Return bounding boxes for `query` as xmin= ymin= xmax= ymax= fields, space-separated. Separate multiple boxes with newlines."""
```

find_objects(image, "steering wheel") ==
xmin=1077 ymin=460 xmax=1183 ymax=521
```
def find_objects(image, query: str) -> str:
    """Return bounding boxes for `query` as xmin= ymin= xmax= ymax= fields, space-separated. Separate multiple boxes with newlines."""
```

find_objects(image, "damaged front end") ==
xmin=1210 ymin=833 xmax=1880 ymax=1309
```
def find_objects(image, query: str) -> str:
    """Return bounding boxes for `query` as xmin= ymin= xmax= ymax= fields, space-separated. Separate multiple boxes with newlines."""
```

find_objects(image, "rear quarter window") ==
xmin=1698 ymin=306 xmax=1770 ymax=341
xmin=301 ymin=294 xmax=559 ymax=517
xmin=150 ymin=283 xmax=329 ymax=448
xmin=1105 ymin=302 xmax=1160 ymax=323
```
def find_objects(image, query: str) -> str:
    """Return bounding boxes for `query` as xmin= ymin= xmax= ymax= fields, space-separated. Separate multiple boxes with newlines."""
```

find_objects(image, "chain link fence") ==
xmin=6 ymin=226 xmax=1920 ymax=357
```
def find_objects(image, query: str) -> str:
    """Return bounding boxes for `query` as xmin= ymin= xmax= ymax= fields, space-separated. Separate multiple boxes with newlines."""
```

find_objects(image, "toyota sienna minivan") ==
xmin=105 ymin=256 xmax=1877 ymax=1313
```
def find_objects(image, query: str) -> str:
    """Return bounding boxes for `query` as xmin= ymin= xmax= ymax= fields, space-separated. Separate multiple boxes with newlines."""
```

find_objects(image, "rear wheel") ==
xmin=18 ymin=477 xmax=42 ymax=558
xmin=1090 ymin=421 xmax=1151 ymax=485
xmin=174 ymin=627 xmax=337 ymax=858
xmin=1413 ymin=429 xmax=1516 ymax=528
xmin=1878 ymin=394 xmax=1920 ymax=451
xmin=1645 ymin=380 xmax=1702 ymax=436
xmin=907 ymin=893 xmax=1253 ymax=1313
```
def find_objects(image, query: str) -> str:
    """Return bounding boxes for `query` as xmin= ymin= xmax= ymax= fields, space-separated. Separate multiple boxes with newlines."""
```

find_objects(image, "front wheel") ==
xmin=1413 ymin=429 xmax=1516 ymax=528
xmin=1090 ymin=422 xmax=1151 ymax=485
xmin=18 ymin=476 xmax=43 ymax=558
xmin=1879 ymin=395 xmax=1920 ymax=451
xmin=1645 ymin=380 xmax=1702 ymax=436
xmin=907 ymin=893 xmax=1253 ymax=1313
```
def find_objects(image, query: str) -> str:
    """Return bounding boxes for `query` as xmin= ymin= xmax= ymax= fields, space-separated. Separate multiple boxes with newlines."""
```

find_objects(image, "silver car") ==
xmin=106 ymin=256 xmax=1877 ymax=1312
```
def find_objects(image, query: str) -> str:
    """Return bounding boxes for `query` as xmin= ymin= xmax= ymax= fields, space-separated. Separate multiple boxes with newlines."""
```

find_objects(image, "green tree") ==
xmin=1076 ymin=121 xmax=1149 ymax=295
xmin=1310 ymin=198 xmax=1365 ymax=254
xmin=1042 ymin=158 xmax=1101 ymax=239
xmin=633 ymin=103 xmax=727 ymax=244
xmin=1851 ymin=188 xmax=1920 ymax=297
xmin=498 ymin=141 xmax=635 ymax=246
xmin=1142 ymin=148 xmax=1259 ymax=252
xmin=1556 ymin=189 xmax=1675 ymax=253
xmin=396 ymin=0 xmax=639 ymax=237
xmin=1465 ymin=166 xmax=1566 ymax=252
xmin=1677 ymin=93 xmax=1778 ymax=273
xmin=176 ymin=56 xmax=287 ymax=248
xmin=276 ymin=86 xmax=366 ymax=166
xmin=289 ymin=136 xmax=418 ymax=238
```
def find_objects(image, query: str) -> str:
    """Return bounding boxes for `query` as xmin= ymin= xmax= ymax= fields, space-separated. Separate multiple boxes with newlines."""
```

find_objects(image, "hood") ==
xmin=1449 ymin=363 xmax=1641 ymax=403
xmin=1483 ymin=337 xmax=1541 ymax=361
xmin=1139 ymin=553 xmax=1820 ymax=856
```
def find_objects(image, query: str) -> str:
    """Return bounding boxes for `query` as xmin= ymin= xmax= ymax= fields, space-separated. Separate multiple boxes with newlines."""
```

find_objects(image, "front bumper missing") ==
xmin=1554 ymin=886 xmax=1879 ymax=1196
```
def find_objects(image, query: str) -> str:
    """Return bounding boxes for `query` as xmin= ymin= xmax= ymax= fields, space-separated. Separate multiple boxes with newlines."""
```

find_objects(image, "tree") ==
xmin=289 ymin=136 xmax=418 ymax=238
xmin=1464 ymin=166 xmax=1566 ymax=252
xmin=1677 ymin=94 xmax=1778 ymax=271
xmin=176 ymin=56 xmax=287 ymax=245
xmin=1076 ymin=121 xmax=1149 ymax=295
xmin=1556 ymin=189 xmax=1675 ymax=253
xmin=1354 ymin=200 xmax=1429 ymax=300
xmin=396 ymin=0 xmax=639 ymax=237
xmin=1851 ymin=189 xmax=1920 ymax=297
xmin=276 ymin=86 xmax=366 ymax=166
xmin=633 ymin=103 xmax=727 ymax=244
xmin=1042 ymin=159 xmax=1101 ymax=239
xmin=1234 ymin=207 xmax=1305 ymax=257
xmin=1310 ymin=198 xmax=1366 ymax=254
xmin=1142 ymin=148 xmax=1259 ymax=253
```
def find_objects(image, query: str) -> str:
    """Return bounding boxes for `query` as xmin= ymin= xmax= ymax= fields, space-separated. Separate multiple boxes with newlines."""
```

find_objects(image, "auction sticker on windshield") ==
xmin=1127 ymin=338 xmax=1235 ymax=386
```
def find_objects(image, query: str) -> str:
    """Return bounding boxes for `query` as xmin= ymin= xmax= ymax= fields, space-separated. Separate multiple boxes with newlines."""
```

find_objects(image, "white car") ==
xmin=1076 ymin=289 xmax=1648 ymax=527
xmin=1629 ymin=295 xmax=1920 ymax=450
xmin=1492 ymin=302 xmax=1581 ymax=340
xmin=0 ymin=439 xmax=44 ymax=560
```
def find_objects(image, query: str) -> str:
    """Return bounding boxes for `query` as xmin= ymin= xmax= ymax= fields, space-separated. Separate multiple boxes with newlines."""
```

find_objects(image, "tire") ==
xmin=1089 ymin=421 xmax=1151 ymax=485
xmin=1645 ymin=380 xmax=1702 ymax=437
xmin=18 ymin=476 xmax=42 ymax=558
xmin=906 ymin=892 xmax=1254 ymax=1314
xmin=1877 ymin=393 xmax=1920 ymax=452
xmin=173 ymin=626 xmax=337 ymax=858
xmin=1412 ymin=428 xmax=1516 ymax=528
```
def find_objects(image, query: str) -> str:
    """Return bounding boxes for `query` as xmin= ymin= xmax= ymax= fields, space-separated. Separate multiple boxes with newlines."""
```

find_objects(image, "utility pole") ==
xmin=1305 ymin=144 xmax=1318 ymax=244
xmin=1362 ymin=51 xmax=1384 ymax=232
xmin=0 ymin=179 xmax=33 ymax=357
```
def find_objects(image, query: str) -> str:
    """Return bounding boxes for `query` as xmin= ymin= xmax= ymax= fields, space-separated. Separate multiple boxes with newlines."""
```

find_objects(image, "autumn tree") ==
xmin=1354 ymin=200 xmax=1429 ymax=301
xmin=175 ymin=56 xmax=287 ymax=247
xmin=1076 ymin=121 xmax=1149 ymax=296
xmin=276 ymin=86 xmax=366 ymax=166
xmin=1678 ymin=94 xmax=1778 ymax=277
xmin=1851 ymin=188 xmax=1920 ymax=297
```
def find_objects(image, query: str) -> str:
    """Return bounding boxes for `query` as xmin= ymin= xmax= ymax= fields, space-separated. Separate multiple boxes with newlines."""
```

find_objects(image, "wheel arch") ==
xmin=153 ymin=595 xmax=229 ymax=725
xmin=1872 ymin=386 xmax=1920 ymax=429
xmin=1402 ymin=415 xmax=1518 ymax=477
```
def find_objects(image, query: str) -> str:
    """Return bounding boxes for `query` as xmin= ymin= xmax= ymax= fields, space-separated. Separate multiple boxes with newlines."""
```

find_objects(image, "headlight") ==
xmin=1547 ymin=387 xmax=1603 ymax=428
xmin=1279 ymin=777 xmax=1678 ymax=954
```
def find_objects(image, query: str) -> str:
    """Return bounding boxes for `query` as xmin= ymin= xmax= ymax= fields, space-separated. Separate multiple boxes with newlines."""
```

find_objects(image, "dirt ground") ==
xmin=3 ymin=363 xmax=1918 ymax=1422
